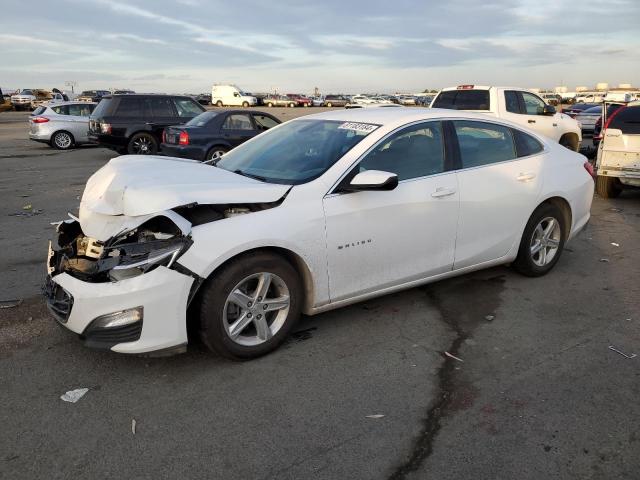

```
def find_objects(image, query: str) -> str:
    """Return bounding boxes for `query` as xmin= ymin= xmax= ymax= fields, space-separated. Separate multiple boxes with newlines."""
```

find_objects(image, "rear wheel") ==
xmin=199 ymin=252 xmax=302 ymax=360
xmin=513 ymin=203 xmax=566 ymax=277
xmin=216 ymin=100 xmax=223 ymax=107
xmin=51 ymin=131 xmax=74 ymax=150
xmin=267 ymin=102 xmax=273 ymax=107
xmin=326 ymin=102 xmax=332 ymax=107
xmin=242 ymin=101 xmax=249 ymax=108
xmin=206 ymin=145 xmax=228 ymax=163
xmin=127 ymin=133 xmax=157 ymax=155
xmin=596 ymin=175 xmax=622 ymax=198
xmin=288 ymin=103 xmax=295 ymax=108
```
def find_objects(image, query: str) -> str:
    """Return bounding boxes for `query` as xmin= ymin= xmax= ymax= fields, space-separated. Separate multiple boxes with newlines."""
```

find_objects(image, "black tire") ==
xmin=127 ymin=132 xmax=158 ymax=155
xmin=242 ymin=101 xmax=249 ymax=108
xmin=216 ymin=100 xmax=223 ymax=107
xmin=288 ymin=103 xmax=295 ymax=108
xmin=326 ymin=102 xmax=332 ymax=107
xmin=559 ymin=134 xmax=579 ymax=152
xmin=267 ymin=102 xmax=273 ymax=107
xmin=596 ymin=175 xmax=622 ymax=198
xmin=513 ymin=203 xmax=566 ymax=277
xmin=51 ymin=131 xmax=74 ymax=150
xmin=206 ymin=145 xmax=228 ymax=163
xmin=199 ymin=252 xmax=302 ymax=360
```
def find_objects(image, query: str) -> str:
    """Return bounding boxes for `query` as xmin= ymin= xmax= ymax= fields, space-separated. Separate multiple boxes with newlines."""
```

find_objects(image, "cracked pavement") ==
xmin=1 ymin=110 xmax=639 ymax=479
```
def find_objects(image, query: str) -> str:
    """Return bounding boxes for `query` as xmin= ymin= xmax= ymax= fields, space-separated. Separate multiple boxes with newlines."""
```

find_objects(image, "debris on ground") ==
xmin=22 ymin=204 xmax=32 ymax=210
xmin=0 ymin=299 xmax=23 ymax=309
xmin=611 ymin=242 xmax=620 ymax=247
xmin=608 ymin=346 xmax=637 ymax=359
xmin=365 ymin=414 xmax=385 ymax=419
xmin=132 ymin=419 xmax=137 ymax=435
xmin=485 ymin=314 xmax=495 ymax=321
xmin=600 ymin=258 xmax=610 ymax=263
xmin=9 ymin=209 xmax=43 ymax=217
xmin=444 ymin=351 xmax=464 ymax=362
xmin=60 ymin=388 xmax=89 ymax=403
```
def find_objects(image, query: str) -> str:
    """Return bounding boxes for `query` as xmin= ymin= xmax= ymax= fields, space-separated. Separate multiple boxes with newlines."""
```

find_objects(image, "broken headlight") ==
xmin=52 ymin=217 xmax=192 ymax=283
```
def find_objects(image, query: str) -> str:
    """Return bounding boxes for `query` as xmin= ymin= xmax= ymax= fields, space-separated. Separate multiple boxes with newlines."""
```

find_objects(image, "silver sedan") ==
xmin=29 ymin=102 xmax=97 ymax=149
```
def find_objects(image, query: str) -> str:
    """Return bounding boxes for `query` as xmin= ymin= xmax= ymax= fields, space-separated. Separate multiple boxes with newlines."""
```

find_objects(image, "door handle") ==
xmin=528 ymin=119 xmax=536 ymax=124
xmin=431 ymin=187 xmax=456 ymax=198
xmin=517 ymin=172 xmax=536 ymax=182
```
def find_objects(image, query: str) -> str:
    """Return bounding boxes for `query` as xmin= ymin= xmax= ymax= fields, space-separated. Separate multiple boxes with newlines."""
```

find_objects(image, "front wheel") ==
xmin=242 ymin=101 xmax=249 ymax=108
xmin=596 ymin=175 xmax=622 ymax=198
xmin=199 ymin=252 xmax=302 ymax=360
xmin=127 ymin=133 xmax=158 ymax=155
xmin=513 ymin=203 xmax=566 ymax=277
xmin=326 ymin=102 xmax=332 ymax=107
xmin=216 ymin=100 xmax=223 ymax=107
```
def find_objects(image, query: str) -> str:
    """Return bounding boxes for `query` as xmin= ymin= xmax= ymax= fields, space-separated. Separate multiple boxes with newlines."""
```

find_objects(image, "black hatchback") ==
xmin=88 ymin=94 xmax=205 ymax=154
xmin=160 ymin=110 xmax=281 ymax=162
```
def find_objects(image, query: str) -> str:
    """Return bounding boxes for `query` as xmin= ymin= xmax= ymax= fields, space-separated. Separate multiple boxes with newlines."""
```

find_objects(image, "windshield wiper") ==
xmin=233 ymin=169 xmax=268 ymax=182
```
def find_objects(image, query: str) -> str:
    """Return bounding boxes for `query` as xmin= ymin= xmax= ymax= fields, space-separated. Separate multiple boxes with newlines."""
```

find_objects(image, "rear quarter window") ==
xmin=32 ymin=106 xmax=46 ymax=115
xmin=512 ymin=129 xmax=544 ymax=157
xmin=115 ymin=97 xmax=144 ymax=117
xmin=91 ymin=98 xmax=114 ymax=118
xmin=609 ymin=107 xmax=640 ymax=134
xmin=433 ymin=90 xmax=490 ymax=110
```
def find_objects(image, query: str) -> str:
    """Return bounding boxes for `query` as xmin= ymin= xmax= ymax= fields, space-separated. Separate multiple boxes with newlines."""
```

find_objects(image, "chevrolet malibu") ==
xmin=45 ymin=108 xmax=594 ymax=359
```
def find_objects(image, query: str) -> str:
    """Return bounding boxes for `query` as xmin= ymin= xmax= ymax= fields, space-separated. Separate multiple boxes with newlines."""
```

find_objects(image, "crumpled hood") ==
xmin=79 ymin=155 xmax=291 ymax=217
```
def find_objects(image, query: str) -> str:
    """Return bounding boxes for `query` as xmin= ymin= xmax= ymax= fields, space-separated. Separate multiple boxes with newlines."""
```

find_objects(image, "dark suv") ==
xmin=88 ymin=94 xmax=205 ymax=154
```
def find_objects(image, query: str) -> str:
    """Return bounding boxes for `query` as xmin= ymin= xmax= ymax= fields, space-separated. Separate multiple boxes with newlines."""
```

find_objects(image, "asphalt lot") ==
xmin=1 ymin=108 xmax=639 ymax=479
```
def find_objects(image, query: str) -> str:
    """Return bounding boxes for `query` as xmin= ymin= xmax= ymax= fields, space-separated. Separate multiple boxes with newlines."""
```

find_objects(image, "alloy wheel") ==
xmin=222 ymin=272 xmax=291 ymax=347
xmin=208 ymin=149 xmax=226 ymax=163
xmin=54 ymin=132 xmax=72 ymax=149
xmin=132 ymin=136 xmax=153 ymax=154
xmin=530 ymin=216 xmax=561 ymax=267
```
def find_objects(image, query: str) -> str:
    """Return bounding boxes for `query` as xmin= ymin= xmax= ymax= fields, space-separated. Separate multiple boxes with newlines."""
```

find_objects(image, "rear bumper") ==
xmin=160 ymin=143 xmax=206 ymax=161
xmin=45 ymin=267 xmax=193 ymax=354
xmin=88 ymin=133 xmax=127 ymax=149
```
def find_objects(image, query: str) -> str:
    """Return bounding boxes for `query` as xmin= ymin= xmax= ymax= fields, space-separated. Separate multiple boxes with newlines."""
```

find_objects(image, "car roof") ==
xmin=294 ymin=107 xmax=522 ymax=126
xmin=50 ymin=101 xmax=98 ymax=106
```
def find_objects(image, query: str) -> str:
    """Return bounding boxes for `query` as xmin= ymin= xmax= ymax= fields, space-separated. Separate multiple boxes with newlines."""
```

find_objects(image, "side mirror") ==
xmin=343 ymin=170 xmax=398 ymax=192
xmin=542 ymin=105 xmax=556 ymax=115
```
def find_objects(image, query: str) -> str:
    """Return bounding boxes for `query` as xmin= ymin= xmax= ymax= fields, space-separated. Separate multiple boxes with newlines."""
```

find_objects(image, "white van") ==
xmin=211 ymin=85 xmax=257 ymax=107
xmin=603 ymin=91 xmax=636 ymax=103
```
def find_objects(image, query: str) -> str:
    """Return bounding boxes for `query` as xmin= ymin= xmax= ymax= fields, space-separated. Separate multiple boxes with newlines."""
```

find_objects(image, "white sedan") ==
xmin=45 ymin=108 xmax=594 ymax=359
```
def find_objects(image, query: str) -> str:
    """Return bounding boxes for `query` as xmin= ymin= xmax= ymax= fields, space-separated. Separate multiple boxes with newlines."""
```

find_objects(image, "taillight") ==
xmin=162 ymin=129 xmax=166 ymax=144
xmin=179 ymin=130 xmax=189 ymax=145
xmin=583 ymin=161 xmax=595 ymax=179
xmin=100 ymin=122 xmax=112 ymax=134
xmin=31 ymin=116 xmax=49 ymax=123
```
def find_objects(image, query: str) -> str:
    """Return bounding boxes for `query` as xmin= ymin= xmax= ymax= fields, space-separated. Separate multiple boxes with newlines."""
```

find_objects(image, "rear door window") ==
xmin=32 ymin=106 xmax=47 ymax=115
xmin=68 ymin=103 xmax=95 ymax=117
xmin=609 ymin=107 xmax=640 ymax=134
xmin=222 ymin=114 xmax=254 ymax=130
xmin=504 ymin=90 xmax=522 ymax=113
xmin=432 ymin=90 xmax=490 ymax=110
xmin=512 ymin=129 xmax=544 ymax=157
xmin=453 ymin=120 xmax=516 ymax=168
xmin=146 ymin=97 xmax=175 ymax=118
xmin=115 ymin=97 xmax=144 ymax=117
xmin=91 ymin=98 xmax=114 ymax=118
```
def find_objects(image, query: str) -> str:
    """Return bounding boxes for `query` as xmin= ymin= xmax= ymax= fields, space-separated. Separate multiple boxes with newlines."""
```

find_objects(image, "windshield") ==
xmin=20 ymin=89 xmax=33 ymax=95
xmin=216 ymin=120 xmax=378 ymax=185
xmin=186 ymin=111 xmax=219 ymax=127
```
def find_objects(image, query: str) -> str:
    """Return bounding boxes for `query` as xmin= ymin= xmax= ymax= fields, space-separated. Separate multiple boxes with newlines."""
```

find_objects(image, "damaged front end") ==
xmin=48 ymin=214 xmax=193 ymax=284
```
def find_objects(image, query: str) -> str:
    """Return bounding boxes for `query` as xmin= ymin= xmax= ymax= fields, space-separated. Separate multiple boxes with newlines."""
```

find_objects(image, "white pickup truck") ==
xmin=431 ymin=85 xmax=582 ymax=151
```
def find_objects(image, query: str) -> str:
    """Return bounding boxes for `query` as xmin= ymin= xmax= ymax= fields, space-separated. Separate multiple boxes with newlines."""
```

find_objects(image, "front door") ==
xmin=323 ymin=121 xmax=459 ymax=302
xmin=502 ymin=90 xmax=559 ymax=141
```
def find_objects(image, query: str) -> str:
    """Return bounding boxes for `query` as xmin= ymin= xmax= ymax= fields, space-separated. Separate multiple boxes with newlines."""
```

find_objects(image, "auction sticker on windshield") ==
xmin=338 ymin=122 xmax=379 ymax=134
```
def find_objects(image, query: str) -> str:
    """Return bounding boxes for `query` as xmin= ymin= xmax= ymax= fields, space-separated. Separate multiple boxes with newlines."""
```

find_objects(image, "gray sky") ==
xmin=1 ymin=0 xmax=638 ymax=94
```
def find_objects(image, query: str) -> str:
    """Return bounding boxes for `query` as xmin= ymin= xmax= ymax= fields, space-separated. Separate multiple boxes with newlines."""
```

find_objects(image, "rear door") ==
xmin=65 ymin=103 xmax=95 ymax=142
xmin=221 ymin=113 xmax=256 ymax=147
xmin=452 ymin=120 xmax=545 ymax=269
xmin=144 ymin=97 xmax=178 ymax=137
